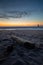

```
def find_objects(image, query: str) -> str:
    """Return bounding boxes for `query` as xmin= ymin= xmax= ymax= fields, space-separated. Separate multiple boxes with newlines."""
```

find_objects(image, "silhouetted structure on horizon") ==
xmin=37 ymin=24 xmax=39 ymax=27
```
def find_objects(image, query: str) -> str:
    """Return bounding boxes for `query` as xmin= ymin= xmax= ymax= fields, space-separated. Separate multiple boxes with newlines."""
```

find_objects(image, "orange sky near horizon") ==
xmin=0 ymin=21 xmax=43 ymax=26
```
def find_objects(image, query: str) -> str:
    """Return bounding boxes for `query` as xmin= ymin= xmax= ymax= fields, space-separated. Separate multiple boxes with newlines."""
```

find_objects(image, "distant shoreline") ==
xmin=0 ymin=26 xmax=43 ymax=28
xmin=0 ymin=27 xmax=43 ymax=30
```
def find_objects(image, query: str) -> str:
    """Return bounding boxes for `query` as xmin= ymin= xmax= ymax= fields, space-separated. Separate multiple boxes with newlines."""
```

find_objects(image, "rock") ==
xmin=13 ymin=60 xmax=25 ymax=65
xmin=4 ymin=45 xmax=13 ymax=56
xmin=24 ymin=42 xmax=35 ymax=49
xmin=0 ymin=38 xmax=16 ymax=62
xmin=11 ymin=35 xmax=37 ymax=49
xmin=0 ymin=46 xmax=8 ymax=64
xmin=17 ymin=50 xmax=24 ymax=57
xmin=35 ymin=42 xmax=40 ymax=48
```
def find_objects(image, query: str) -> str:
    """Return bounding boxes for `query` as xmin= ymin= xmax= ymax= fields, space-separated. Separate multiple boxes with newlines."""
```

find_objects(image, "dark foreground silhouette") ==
xmin=0 ymin=30 xmax=43 ymax=65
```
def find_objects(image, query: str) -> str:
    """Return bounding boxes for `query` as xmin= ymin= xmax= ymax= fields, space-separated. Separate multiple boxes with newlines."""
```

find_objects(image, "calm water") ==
xmin=0 ymin=27 xmax=43 ymax=30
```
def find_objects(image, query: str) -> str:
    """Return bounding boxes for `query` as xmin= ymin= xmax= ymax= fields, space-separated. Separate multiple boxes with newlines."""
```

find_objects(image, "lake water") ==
xmin=0 ymin=27 xmax=43 ymax=30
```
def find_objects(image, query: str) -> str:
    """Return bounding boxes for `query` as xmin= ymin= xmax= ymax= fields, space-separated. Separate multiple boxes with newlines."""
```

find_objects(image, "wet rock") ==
xmin=4 ymin=45 xmax=13 ymax=56
xmin=0 ymin=39 xmax=16 ymax=62
xmin=24 ymin=42 xmax=35 ymax=49
xmin=0 ymin=46 xmax=6 ymax=62
xmin=13 ymin=60 xmax=25 ymax=65
xmin=17 ymin=50 xmax=24 ymax=57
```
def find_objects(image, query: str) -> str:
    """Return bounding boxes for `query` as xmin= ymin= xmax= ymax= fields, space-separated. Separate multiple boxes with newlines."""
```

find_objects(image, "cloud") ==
xmin=0 ymin=11 xmax=31 ymax=19
xmin=0 ymin=0 xmax=43 ymax=20
xmin=0 ymin=10 xmax=43 ymax=19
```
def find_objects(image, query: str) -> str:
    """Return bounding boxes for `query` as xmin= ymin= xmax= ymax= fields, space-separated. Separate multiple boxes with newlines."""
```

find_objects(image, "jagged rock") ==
xmin=24 ymin=42 xmax=35 ymax=49
xmin=13 ymin=60 xmax=25 ymax=65
xmin=0 ymin=46 xmax=7 ymax=63
xmin=4 ymin=45 xmax=13 ymax=56
xmin=11 ymin=35 xmax=39 ymax=49
xmin=0 ymin=39 xmax=16 ymax=62
xmin=17 ymin=50 xmax=24 ymax=57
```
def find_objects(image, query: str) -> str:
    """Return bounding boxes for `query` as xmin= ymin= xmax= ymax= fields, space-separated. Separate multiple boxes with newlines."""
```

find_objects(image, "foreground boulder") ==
xmin=4 ymin=44 xmax=14 ymax=56
xmin=24 ymin=42 xmax=35 ymax=49
xmin=0 ymin=38 xmax=16 ymax=62
xmin=11 ymin=35 xmax=40 ymax=49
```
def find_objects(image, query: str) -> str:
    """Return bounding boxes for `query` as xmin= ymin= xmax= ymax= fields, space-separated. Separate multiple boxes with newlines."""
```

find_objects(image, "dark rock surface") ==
xmin=0 ymin=30 xmax=43 ymax=65
xmin=24 ymin=42 xmax=35 ymax=49
xmin=0 ymin=38 xmax=16 ymax=62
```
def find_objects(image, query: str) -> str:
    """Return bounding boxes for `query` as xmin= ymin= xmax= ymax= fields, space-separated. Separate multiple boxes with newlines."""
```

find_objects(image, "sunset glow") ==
xmin=0 ymin=0 xmax=43 ymax=27
xmin=0 ymin=21 xmax=43 ymax=27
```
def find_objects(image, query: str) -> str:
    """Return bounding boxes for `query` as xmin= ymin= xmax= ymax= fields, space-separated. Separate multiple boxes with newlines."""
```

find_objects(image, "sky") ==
xmin=0 ymin=0 xmax=43 ymax=26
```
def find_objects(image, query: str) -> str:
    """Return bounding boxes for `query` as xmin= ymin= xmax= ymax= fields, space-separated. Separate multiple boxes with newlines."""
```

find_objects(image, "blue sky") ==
xmin=0 ymin=0 xmax=43 ymax=26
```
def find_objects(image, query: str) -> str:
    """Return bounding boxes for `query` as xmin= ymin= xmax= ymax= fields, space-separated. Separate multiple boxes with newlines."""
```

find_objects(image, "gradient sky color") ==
xmin=0 ymin=0 xmax=43 ymax=26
